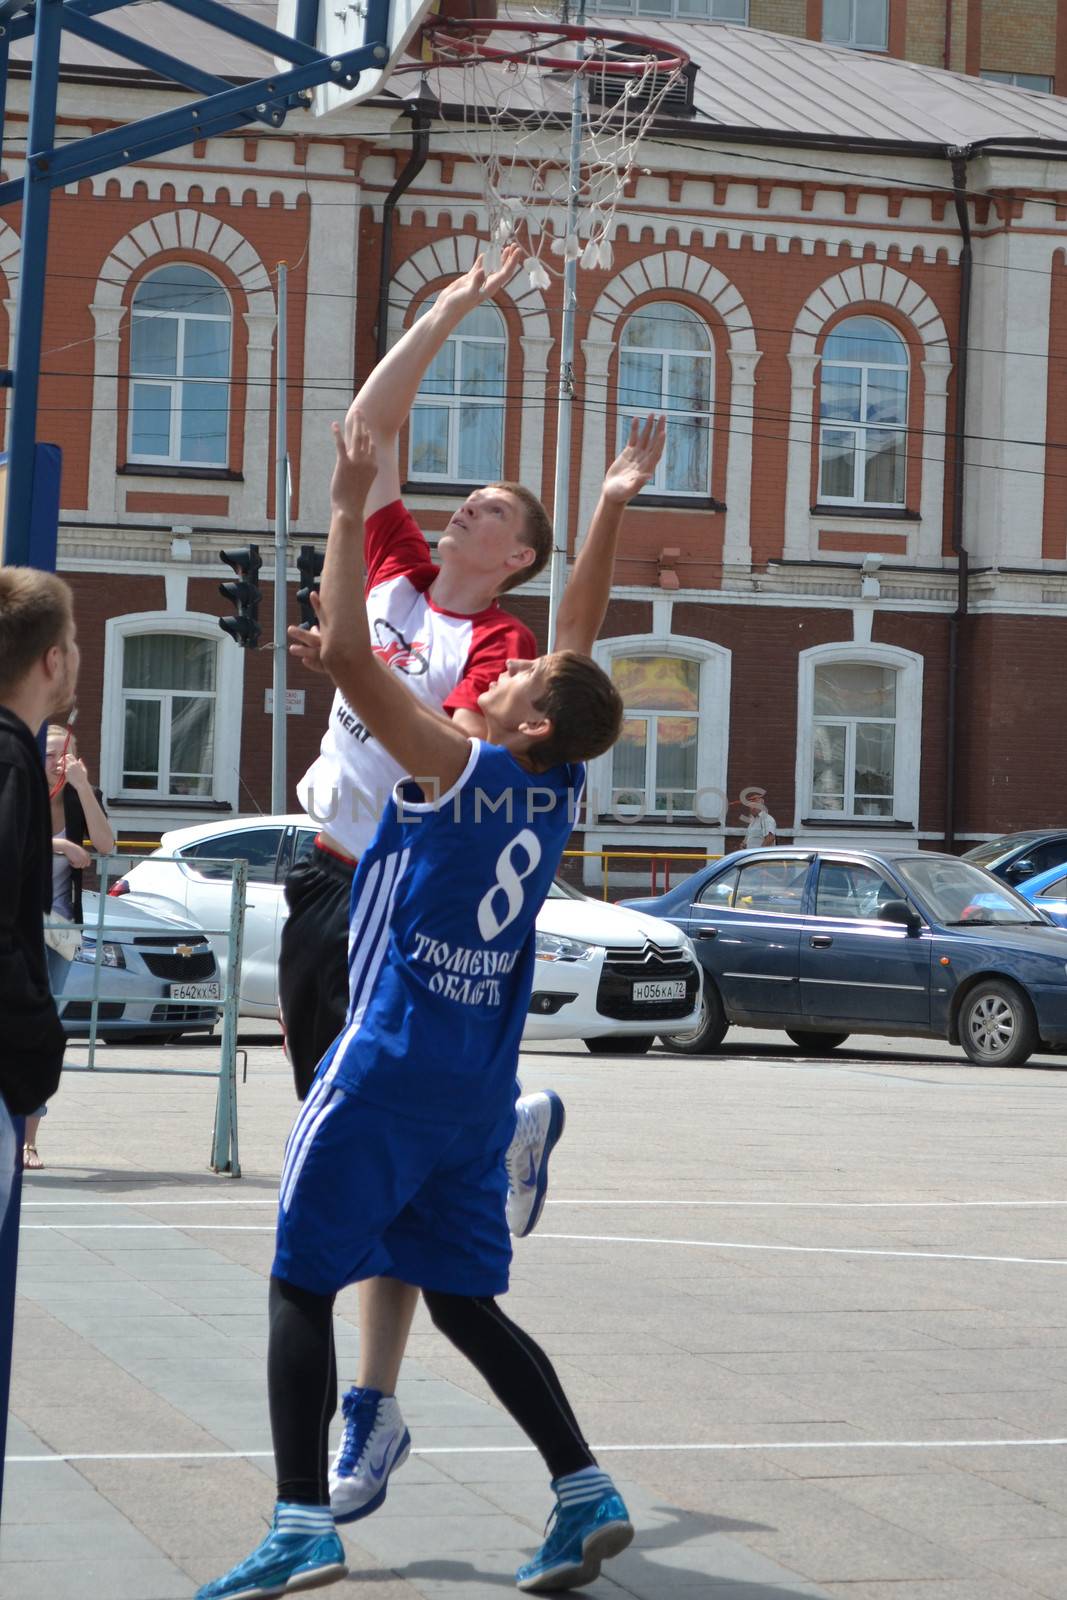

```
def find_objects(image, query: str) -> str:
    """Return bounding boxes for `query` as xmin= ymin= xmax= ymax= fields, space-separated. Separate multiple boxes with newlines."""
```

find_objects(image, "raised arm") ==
xmin=555 ymin=415 xmax=666 ymax=656
xmin=353 ymin=245 xmax=525 ymax=517
xmin=316 ymin=412 xmax=473 ymax=795
xmin=64 ymin=760 xmax=115 ymax=855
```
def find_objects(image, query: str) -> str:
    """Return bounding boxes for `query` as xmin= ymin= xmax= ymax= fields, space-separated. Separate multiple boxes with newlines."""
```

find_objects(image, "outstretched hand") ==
xmin=601 ymin=414 xmax=667 ymax=505
xmin=436 ymin=243 xmax=525 ymax=319
xmin=330 ymin=408 xmax=378 ymax=516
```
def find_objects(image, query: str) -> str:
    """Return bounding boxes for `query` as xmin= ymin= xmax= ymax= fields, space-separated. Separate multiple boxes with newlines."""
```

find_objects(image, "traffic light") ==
xmin=296 ymin=543 xmax=325 ymax=630
xmin=218 ymin=545 xmax=262 ymax=648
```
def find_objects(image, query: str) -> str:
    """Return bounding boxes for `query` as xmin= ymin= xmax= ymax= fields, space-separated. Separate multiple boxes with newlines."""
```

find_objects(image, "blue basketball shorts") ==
xmin=273 ymin=1081 xmax=516 ymax=1298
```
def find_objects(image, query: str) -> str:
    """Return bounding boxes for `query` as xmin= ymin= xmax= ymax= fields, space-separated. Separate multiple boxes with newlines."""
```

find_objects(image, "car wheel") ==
xmin=958 ymin=980 xmax=1037 ymax=1068
xmin=584 ymin=1035 xmax=655 ymax=1055
xmin=659 ymin=986 xmax=729 ymax=1055
xmin=786 ymin=1030 xmax=850 ymax=1054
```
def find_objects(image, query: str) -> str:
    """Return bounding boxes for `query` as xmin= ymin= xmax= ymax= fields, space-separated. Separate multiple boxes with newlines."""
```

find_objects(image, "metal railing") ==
xmin=45 ymin=853 xmax=246 ymax=1177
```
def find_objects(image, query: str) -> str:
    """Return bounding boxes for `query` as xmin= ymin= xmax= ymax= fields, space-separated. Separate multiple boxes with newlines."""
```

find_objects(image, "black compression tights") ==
xmin=423 ymin=1290 xmax=596 ymax=1481
xmin=268 ymin=1276 xmax=337 ymax=1505
xmin=267 ymin=1277 xmax=595 ymax=1503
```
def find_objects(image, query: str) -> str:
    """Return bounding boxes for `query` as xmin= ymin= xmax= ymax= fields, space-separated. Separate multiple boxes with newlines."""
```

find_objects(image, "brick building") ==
xmin=664 ymin=0 xmax=1067 ymax=92
xmin=5 ymin=10 xmax=1067 ymax=884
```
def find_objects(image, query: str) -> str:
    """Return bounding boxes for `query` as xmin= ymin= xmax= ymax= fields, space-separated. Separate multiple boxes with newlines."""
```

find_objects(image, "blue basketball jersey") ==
xmin=316 ymin=739 xmax=584 ymax=1125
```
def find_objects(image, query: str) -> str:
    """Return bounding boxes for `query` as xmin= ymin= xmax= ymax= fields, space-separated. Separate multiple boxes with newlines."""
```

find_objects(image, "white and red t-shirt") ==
xmin=297 ymin=500 xmax=537 ymax=860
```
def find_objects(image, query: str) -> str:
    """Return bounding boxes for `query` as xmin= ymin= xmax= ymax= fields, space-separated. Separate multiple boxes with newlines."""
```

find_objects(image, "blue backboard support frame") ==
xmin=0 ymin=0 xmax=394 ymax=565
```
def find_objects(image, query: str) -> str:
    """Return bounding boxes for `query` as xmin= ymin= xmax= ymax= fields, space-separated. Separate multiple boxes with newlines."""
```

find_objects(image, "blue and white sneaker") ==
xmin=195 ymin=1502 xmax=346 ymax=1598
xmin=516 ymin=1474 xmax=633 ymax=1593
xmin=328 ymin=1386 xmax=411 ymax=1523
xmin=505 ymin=1091 xmax=566 ymax=1238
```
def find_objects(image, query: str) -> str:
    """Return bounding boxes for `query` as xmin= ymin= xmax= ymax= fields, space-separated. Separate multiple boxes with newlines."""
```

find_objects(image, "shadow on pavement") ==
xmin=18 ymin=1167 xmax=279 ymax=1194
xmin=387 ymin=1502 xmax=817 ymax=1598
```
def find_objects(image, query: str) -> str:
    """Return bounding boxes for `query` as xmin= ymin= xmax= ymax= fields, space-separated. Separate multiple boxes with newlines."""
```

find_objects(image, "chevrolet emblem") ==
xmin=175 ymin=944 xmax=195 ymax=958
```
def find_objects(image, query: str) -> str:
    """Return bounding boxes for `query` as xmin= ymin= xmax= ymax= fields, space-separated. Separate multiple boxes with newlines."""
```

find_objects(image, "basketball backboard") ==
xmin=275 ymin=0 xmax=437 ymax=118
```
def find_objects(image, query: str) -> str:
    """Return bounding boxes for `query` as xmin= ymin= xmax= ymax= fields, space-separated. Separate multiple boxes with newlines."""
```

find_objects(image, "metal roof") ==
xmin=13 ymin=5 xmax=1067 ymax=150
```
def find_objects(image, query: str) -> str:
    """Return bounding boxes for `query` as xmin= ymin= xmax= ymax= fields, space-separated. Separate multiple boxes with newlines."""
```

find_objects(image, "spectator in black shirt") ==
xmin=0 ymin=567 xmax=80 ymax=1139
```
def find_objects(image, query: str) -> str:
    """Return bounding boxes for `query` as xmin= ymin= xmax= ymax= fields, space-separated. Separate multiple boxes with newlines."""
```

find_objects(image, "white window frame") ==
xmin=822 ymin=0 xmax=888 ymax=51
xmin=588 ymin=635 xmax=731 ymax=824
xmin=593 ymin=0 xmax=747 ymax=18
xmin=618 ymin=302 xmax=714 ymax=498
xmin=980 ymin=70 xmax=1053 ymax=93
xmin=795 ymin=643 xmax=922 ymax=828
xmin=409 ymin=300 xmax=506 ymax=484
xmin=100 ymin=613 xmax=243 ymax=814
xmin=818 ymin=316 xmax=908 ymax=508
xmin=127 ymin=266 xmax=232 ymax=468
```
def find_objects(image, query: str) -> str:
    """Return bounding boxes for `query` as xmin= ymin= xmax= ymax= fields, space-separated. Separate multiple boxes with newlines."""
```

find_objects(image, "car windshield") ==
xmin=548 ymin=879 xmax=585 ymax=900
xmin=962 ymin=835 xmax=1036 ymax=868
xmin=896 ymin=858 xmax=1045 ymax=926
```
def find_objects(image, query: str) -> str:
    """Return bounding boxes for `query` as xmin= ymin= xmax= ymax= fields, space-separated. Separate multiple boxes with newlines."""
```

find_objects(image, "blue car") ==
xmin=1017 ymin=864 xmax=1067 ymax=929
xmin=621 ymin=847 xmax=1067 ymax=1068
xmin=963 ymin=830 xmax=1067 ymax=887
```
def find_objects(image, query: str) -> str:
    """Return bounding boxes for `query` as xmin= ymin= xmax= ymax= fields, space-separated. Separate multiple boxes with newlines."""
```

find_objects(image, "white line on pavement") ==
xmin=19 ymin=1222 xmax=1067 ymax=1264
xmin=536 ymin=1233 xmax=1067 ymax=1266
xmin=21 ymin=1198 xmax=1067 ymax=1209
xmin=7 ymin=1438 xmax=1067 ymax=1465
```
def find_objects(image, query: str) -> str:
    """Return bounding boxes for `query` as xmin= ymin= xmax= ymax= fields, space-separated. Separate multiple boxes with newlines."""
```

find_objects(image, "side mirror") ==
xmin=1007 ymin=858 xmax=1035 ymax=881
xmin=878 ymin=899 xmax=922 ymax=934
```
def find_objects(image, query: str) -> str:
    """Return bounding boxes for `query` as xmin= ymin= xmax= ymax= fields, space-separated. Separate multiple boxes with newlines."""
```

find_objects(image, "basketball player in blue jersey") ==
xmin=283 ymin=248 xmax=660 ymax=1530
xmin=197 ymin=408 xmax=664 ymax=1600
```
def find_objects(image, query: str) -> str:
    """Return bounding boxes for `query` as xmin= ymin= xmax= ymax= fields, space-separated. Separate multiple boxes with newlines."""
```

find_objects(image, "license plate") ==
xmin=633 ymin=979 xmax=687 ymax=1003
xmin=168 ymin=981 xmax=221 ymax=1002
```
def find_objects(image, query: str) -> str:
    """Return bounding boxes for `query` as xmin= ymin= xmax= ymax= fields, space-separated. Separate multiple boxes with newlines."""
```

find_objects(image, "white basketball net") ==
xmin=419 ymin=29 xmax=685 ymax=289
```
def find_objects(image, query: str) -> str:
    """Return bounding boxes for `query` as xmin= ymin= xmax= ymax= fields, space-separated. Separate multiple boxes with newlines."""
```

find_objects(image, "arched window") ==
xmin=409 ymin=299 xmax=506 ymax=483
xmin=819 ymin=316 xmax=908 ymax=507
xmin=120 ymin=632 xmax=218 ymax=799
xmin=618 ymin=303 xmax=713 ymax=496
xmin=609 ymin=655 xmax=701 ymax=814
xmin=128 ymin=265 xmax=231 ymax=467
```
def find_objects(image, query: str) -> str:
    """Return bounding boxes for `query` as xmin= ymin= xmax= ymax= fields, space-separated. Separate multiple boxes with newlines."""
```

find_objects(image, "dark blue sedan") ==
xmin=621 ymin=848 xmax=1067 ymax=1067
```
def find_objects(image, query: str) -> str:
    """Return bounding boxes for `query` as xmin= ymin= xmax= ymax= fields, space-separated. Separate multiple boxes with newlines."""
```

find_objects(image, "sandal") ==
xmin=23 ymin=1145 xmax=44 ymax=1171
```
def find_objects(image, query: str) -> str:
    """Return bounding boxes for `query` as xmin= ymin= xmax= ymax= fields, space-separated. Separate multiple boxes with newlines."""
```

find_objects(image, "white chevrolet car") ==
xmin=112 ymin=815 xmax=702 ymax=1052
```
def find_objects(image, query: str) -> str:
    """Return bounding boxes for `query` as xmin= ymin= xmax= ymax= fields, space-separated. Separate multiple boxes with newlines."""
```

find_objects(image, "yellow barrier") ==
xmin=561 ymin=849 xmax=721 ymax=901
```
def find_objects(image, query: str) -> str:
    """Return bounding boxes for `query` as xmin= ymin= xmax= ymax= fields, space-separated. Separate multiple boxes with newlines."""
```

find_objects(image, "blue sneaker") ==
xmin=195 ymin=1504 xmax=346 ymax=1598
xmin=329 ymin=1386 xmax=411 ymax=1523
xmin=506 ymin=1091 xmax=566 ymax=1238
xmin=516 ymin=1483 xmax=633 ymax=1592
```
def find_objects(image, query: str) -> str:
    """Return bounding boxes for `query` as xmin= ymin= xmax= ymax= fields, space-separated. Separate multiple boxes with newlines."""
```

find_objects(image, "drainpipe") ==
xmin=943 ymin=0 xmax=953 ymax=70
xmin=375 ymin=100 xmax=433 ymax=363
xmin=945 ymin=148 xmax=973 ymax=852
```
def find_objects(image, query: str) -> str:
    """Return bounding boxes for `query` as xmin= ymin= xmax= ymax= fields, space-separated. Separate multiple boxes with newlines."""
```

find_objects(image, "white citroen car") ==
xmin=113 ymin=815 xmax=702 ymax=1052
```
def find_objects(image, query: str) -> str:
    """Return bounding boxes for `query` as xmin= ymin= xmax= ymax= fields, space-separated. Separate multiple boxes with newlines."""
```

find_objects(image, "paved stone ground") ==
xmin=2 ymin=1025 xmax=1067 ymax=1600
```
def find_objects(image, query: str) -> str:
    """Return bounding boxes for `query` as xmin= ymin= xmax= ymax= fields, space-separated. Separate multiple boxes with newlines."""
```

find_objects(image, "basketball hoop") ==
xmin=391 ymin=16 xmax=689 ymax=286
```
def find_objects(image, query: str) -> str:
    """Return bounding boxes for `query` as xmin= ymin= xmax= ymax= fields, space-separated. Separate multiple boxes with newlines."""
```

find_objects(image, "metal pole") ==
xmin=546 ymin=0 xmax=587 ymax=650
xmin=3 ymin=0 xmax=62 ymax=566
xmin=212 ymin=857 xmax=246 ymax=1176
xmin=272 ymin=263 xmax=289 ymax=813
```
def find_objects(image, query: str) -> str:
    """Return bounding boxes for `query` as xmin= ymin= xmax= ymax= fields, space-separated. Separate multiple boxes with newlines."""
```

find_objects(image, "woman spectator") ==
xmin=24 ymin=727 xmax=114 ymax=1171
